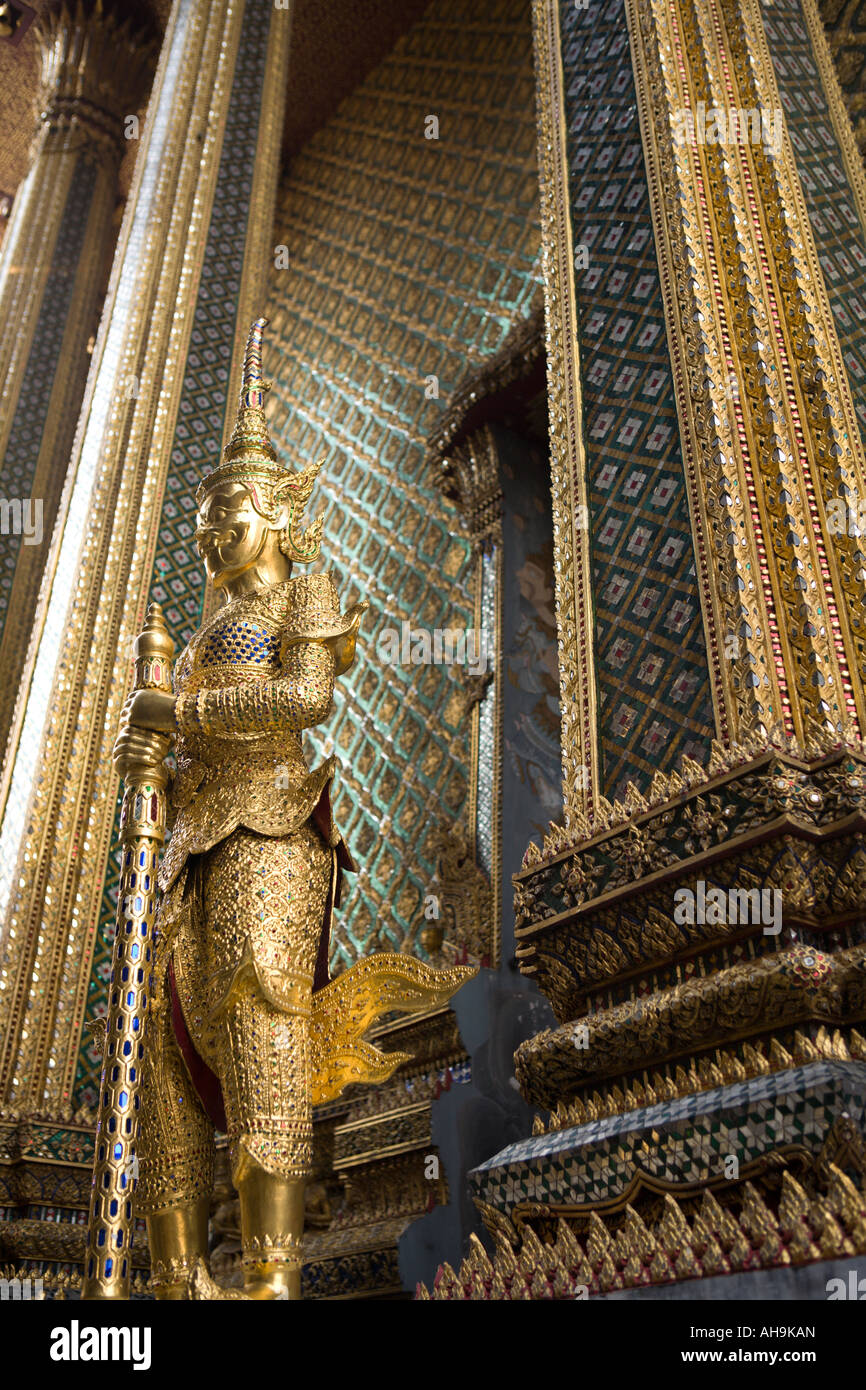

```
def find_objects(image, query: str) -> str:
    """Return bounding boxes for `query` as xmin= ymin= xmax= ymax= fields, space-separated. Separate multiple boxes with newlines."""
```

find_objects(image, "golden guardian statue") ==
xmin=94 ymin=318 xmax=472 ymax=1301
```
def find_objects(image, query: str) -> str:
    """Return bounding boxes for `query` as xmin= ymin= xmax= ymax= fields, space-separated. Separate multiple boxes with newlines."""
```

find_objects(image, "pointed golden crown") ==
xmin=196 ymin=317 xmax=323 ymax=563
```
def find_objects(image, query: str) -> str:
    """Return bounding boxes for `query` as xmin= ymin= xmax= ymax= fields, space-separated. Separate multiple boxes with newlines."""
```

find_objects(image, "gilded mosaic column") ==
xmin=471 ymin=0 xmax=866 ymax=1297
xmin=0 ymin=1 xmax=155 ymax=764
xmin=0 ymin=0 xmax=291 ymax=1116
xmin=626 ymin=0 xmax=866 ymax=749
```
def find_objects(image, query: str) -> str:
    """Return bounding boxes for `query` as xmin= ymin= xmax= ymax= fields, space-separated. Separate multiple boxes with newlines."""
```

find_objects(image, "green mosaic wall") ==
xmin=265 ymin=0 xmax=540 ymax=972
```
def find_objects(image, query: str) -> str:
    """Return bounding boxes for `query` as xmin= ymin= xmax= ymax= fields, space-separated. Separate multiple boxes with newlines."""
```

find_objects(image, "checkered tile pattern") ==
xmin=561 ymin=0 xmax=715 ymax=800
xmin=470 ymin=1061 xmax=865 ymax=1210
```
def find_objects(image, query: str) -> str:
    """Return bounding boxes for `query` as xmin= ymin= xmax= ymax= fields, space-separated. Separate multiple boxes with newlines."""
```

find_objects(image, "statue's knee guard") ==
xmin=219 ymin=982 xmax=314 ymax=1184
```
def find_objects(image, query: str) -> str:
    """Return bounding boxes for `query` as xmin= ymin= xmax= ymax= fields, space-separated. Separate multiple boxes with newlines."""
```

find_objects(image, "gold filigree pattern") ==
xmin=531 ymin=0 xmax=600 ymax=826
xmin=310 ymin=955 xmax=476 ymax=1104
xmin=626 ymin=0 xmax=866 ymax=746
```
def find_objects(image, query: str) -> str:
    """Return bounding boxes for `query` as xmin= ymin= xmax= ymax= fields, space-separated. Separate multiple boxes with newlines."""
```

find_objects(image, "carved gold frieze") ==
xmin=534 ymin=1025 xmax=866 ymax=1130
xmin=0 ymin=1216 xmax=149 ymax=1269
xmin=515 ymin=744 xmax=866 ymax=1011
xmin=515 ymin=943 xmax=866 ymax=1107
xmin=419 ymin=1165 xmax=866 ymax=1298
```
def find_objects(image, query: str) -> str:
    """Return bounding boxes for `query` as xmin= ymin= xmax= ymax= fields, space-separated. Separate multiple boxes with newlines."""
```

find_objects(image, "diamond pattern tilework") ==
xmin=266 ymin=0 xmax=540 ymax=972
xmin=0 ymin=157 xmax=98 ymax=641
xmin=561 ymin=0 xmax=715 ymax=800
xmin=764 ymin=0 xmax=866 ymax=454
xmin=74 ymin=4 xmax=274 ymax=1107
xmin=470 ymin=1061 xmax=865 ymax=1211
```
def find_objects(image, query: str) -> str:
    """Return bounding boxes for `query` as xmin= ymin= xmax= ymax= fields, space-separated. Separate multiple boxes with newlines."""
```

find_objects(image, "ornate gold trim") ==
xmin=731 ymin=0 xmax=866 ymax=726
xmin=531 ymin=0 xmax=600 ymax=829
xmin=625 ymin=0 xmax=866 ymax=747
xmin=491 ymin=533 xmax=503 ymax=967
xmin=419 ymin=1164 xmax=866 ymax=1297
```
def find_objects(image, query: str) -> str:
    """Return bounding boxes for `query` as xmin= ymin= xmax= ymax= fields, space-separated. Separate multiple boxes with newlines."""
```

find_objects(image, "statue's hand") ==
xmin=123 ymin=688 xmax=177 ymax=733
xmin=113 ymin=724 xmax=172 ymax=778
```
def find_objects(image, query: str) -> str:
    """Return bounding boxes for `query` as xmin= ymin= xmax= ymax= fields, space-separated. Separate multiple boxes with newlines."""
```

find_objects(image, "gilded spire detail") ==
xmin=196 ymin=317 xmax=324 ymax=562
xmin=222 ymin=316 xmax=278 ymax=468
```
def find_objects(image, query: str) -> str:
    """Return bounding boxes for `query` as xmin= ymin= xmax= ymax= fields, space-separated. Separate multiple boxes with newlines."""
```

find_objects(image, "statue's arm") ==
xmin=174 ymin=639 xmax=335 ymax=737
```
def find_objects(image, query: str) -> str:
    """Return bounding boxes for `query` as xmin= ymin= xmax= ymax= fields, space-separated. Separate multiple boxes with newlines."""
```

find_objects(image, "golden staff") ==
xmin=81 ymin=603 xmax=174 ymax=1300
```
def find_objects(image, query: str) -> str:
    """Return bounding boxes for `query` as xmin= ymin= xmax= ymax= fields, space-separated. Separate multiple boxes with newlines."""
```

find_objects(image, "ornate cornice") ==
xmin=418 ymin=1163 xmax=866 ymax=1298
xmin=515 ymin=944 xmax=866 ymax=1106
xmin=537 ymin=1025 xmax=866 ymax=1129
xmin=513 ymin=743 xmax=866 ymax=1022
xmin=0 ymin=1215 xmax=150 ymax=1268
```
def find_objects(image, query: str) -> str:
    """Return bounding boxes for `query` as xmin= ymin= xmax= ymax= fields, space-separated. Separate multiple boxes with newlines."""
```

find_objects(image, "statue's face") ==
xmin=195 ymin=482 xmax=271 ymax=588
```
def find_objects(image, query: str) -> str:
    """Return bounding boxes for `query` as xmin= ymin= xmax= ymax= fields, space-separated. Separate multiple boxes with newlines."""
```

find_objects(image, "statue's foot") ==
xmin=188 ymin=1256 xmax=250 ymax=1300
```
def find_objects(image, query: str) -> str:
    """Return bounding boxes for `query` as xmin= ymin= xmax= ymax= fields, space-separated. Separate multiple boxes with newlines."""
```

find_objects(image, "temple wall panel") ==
xmin=560 ymin=0 xmax=717 ymax=800
xmin=262 ymin=0 xmax=541 ymax=974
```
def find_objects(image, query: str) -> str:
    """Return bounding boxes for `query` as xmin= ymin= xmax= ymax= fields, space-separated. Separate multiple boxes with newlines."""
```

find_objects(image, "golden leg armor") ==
xmin=146 ymin=1197 xmax=210 ymax=1300
xmin=170 ymin=827 xmax=329 ymax=1299
xmin=237 ymin=1161 xmax=305 ymax=1300
xmin=136 ymin=908 xmax=216 ymax=1300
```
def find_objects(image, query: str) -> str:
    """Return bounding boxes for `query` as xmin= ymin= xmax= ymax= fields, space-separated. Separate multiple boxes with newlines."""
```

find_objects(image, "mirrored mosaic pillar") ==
xmin=477 ymin=0 xmax=866 ymax=1297
xmin=627 ymin=0 xmax=866 ymax=751
xmin=0 ymin=0 xmax=291 ymax=1115
xmin=0 ymin=1 xmax=155 ymax=765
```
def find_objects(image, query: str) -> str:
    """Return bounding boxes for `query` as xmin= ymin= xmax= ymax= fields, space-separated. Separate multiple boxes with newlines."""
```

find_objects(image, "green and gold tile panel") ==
xmin=266 ymin=0 xmax=540 ymax=972
xmin=560 ymin=0 xmax=715 ymax=800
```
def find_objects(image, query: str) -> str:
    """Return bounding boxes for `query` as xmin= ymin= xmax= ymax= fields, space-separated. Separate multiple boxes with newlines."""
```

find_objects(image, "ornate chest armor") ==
xmin=158 ymin=572 xmax=346 ymax=892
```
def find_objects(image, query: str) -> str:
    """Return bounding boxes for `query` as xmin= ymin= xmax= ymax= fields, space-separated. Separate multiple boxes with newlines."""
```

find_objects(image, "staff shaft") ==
xmin=81 ymin=604 xmax=173 ymax=1300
